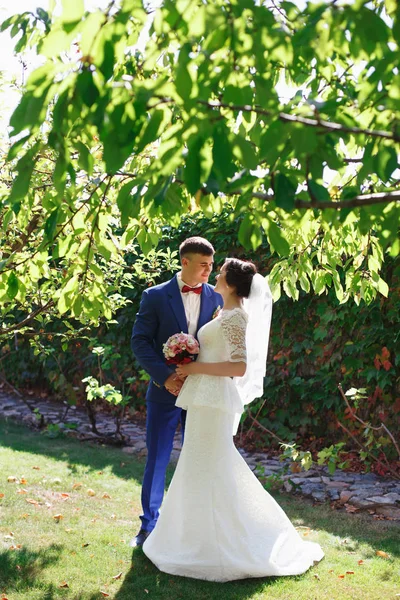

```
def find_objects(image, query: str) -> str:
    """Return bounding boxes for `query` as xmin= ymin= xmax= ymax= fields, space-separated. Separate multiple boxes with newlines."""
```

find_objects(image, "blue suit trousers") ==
xmin=140 ymin=401 xmax=186 ymax=532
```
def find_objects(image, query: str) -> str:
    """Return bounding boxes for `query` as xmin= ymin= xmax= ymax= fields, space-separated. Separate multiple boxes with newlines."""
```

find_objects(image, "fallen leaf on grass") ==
xmin=53 ymin=514 xmax=63 ymax=522
xmin=344 ymin=504 xmax=359 ymax=513
xmin=102 ymin=493 xmax=111 ymax=499
xmin=61 ymin=493 xmax=70 ymax=498
xmin=82 ymin=543 xmax=90 ymax=547
xmin=21 ymin=513 xmax=30 ymax=519
xmin=20 ymin=478 xmax=27 ymax=485
xmin=110 ymin=514 xmax=116 ymax=519
xmin=313 ymin=574 xmax=320 ymax=580
xmin=59 ymin=581 xmax=69 ymax=588
xmin=87 ymin=489 xmax=96 ymax=496
xmin=338 ymin=574 xmax=345 ymax=579
xmin=346 ymin=571 xmax=355 ymax=575
xmin=72 ymin=483 xmax=83 ymax=489
xmin=7 ymin=476 xmax=18 ymax=483
xmin=112 ymin=572 xmax=123 ymax=580
xmin=100 ymin=592 xmax=110 ymax=597
xmin=358 ymin=560 xmax=364 ymax=565
xmin=0 ymin=493 xmax=4 ymax=499
xmin=97 ymin=471 xmax=103 ymax=475
xmin=65 ymin=528 xmax=72 ymax=533
xmin=17 ymin=489 xmax=28 ymax=494
xmin=376 ymin=550 xmax=390 ymax=559
xmin=26 ymin=499 xmax=39 ymax=505
xmin=32 ymin=466 xmax=40 ymax=470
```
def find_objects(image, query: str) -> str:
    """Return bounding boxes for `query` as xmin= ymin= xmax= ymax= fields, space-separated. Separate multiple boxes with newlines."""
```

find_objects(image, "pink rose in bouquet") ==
xmin=163 ymin=332 xmax=200 ymax=365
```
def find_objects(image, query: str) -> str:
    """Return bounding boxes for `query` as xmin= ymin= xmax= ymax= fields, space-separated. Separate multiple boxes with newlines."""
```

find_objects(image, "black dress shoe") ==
xmin=130 ymin=528 xmax=150 ymax=548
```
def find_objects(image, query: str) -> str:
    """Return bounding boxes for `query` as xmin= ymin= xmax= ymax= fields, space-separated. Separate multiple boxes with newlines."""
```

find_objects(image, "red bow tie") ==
xmin=182 ymin=285 xmax=202 ymax=294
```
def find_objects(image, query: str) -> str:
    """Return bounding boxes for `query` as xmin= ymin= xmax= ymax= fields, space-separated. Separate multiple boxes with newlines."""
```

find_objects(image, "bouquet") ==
xmin=163 ymin=332 xmax=200 ymax=365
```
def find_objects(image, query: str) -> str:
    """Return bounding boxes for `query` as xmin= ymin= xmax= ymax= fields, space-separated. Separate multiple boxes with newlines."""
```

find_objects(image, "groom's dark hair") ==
xmin=179 ymin=237 xmax=214 ymax=258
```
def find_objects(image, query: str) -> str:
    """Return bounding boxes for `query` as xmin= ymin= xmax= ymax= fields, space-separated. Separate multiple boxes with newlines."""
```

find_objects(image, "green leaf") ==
xmin=77 ymin=70 xmax=100 ymax=107
xmin=53 ymin=154 xmax=68 ymax=195
xmin=299 ymin=273 xmax=310 ymax=293
xmin=263 ymin=220 xmax=290 ymax=257
xmin=290 ymin=125 xmax=318 ymax=154
xmin=7 ymin=272 xmax=19 ymax=300
xmin=44 ymin=209 xmax=59 ymax=241
xmin=238 ymin=214 xmax=263 ymax=251
xmin=117 ymin=181 xmax=141 ymax=225
xmin=184 ymin=138 xmax=202 ymax=195
xmin=212 ymin=126 xmax=235 ymax=180
xmin=137 ymin=110 xmax=164 ymax=153
xmin=99 ymin=39 xmax=115 ymax=80
xmin=275 ymin=173 xmax=296 ymax=212
xmin=260 ymin=120 xmax=286 ymax=166
xmin=233 ymin=136 xmax=258 ymax=170
xmin=376 ymin=277 xmax=389 ymax=297
xmin=175 ymin=44 xmax=192 ymax=101
xmin=76 ymin=141 xmax=94 ymax=176
xmin=8 ymin=142 xmax=40 ymax=206
xmin=40 ymin=27 xmax=72 ymax=57
xmin=308 ymin=180 xmax=331 ymax=203
xmin=137 ymin=228 xmax=155 ymax=255
xmin=9 ymin=85 xmax=52 ymax=136
xmin=373 ymin=147 xmax=398 ymax=181
xmin=61 ymin=0 xmax=84 ymax=24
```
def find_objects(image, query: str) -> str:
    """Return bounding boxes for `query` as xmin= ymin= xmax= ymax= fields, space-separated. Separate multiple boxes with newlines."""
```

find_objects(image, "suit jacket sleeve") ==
xmin=131 ymin=290 xmax=174 ymax=387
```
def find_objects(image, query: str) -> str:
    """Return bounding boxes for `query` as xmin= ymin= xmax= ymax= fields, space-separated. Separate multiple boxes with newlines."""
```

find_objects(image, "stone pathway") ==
xmin=1 ymin=389 xmax=399 ymax=520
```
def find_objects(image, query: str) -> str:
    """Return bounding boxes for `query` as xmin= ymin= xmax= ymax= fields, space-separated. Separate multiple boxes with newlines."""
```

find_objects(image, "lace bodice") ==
xmin=176 ymin=307 xmax=249 ymax=419
xmin=197 ymin=308 xmax=248 ymax=364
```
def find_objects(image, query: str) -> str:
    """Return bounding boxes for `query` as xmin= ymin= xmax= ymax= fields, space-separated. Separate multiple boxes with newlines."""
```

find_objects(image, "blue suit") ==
xmin=131 ymin=275 xmax=222 ymax=531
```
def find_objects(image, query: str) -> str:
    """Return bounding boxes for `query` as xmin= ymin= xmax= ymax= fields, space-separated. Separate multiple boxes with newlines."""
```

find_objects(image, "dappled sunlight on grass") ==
xmin=1 ymin=419 xmax=399 ymax=600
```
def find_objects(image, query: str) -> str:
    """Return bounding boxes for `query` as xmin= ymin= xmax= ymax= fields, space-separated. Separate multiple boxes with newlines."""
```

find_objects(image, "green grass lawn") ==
xmin=0 ymin=418 xmax=399 ymax=600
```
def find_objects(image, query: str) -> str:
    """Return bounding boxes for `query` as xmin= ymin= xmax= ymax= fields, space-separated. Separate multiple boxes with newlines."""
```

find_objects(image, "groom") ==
xmin=130 ymin=236 xmax=222 ymax=546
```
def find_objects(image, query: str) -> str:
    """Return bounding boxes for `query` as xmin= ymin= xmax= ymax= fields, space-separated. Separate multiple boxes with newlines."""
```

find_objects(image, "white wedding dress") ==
xmin=143 ymin=308 xmax=324 ymax=582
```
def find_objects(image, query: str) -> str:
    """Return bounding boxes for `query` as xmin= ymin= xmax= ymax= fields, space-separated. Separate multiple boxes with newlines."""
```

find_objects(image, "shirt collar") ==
xmin=177 ymin=272 xmax=202 ymax=291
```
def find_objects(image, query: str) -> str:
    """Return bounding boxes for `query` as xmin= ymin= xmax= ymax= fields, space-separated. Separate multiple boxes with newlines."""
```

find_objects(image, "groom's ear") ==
xmin=181 ymin=257 xmax=188 ymax=267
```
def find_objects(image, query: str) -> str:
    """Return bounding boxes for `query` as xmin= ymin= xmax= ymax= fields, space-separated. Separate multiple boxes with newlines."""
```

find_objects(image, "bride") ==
xmin=142 ymin=258 xmax=324 ymax=582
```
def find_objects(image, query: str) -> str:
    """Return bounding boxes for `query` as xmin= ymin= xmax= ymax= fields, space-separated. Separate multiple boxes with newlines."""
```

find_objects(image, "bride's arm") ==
xmin=176 ymin=361 xmax=246 ymax=378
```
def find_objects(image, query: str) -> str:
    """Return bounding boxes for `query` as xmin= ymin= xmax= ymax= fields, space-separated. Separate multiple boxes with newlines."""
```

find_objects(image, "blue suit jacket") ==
xmin=131 ymin=275 xmax=222 ymax=405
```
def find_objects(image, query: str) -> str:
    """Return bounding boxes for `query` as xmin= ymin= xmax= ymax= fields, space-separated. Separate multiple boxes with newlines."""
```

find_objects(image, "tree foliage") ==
xmin=1 ymin=210 xmax=398 ymax=472
xmin=1 ymin=0 xmax=400 ymax=333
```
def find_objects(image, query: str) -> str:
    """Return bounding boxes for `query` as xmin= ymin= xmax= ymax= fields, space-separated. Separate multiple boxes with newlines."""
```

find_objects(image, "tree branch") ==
xmin=0 ymin=300 xmax=54 ymax=336
xmin=244 ymin=409 xmax=286 ymax=445
xmin=248 ymin=190 xmax=400 ymax=209
xmin=338 ymin=384 xmax=400 ymax=460
xmin=336 ymin=419 xmax=399 ymax=480
xmin=197 ymin=100 xmax=400 ymax=142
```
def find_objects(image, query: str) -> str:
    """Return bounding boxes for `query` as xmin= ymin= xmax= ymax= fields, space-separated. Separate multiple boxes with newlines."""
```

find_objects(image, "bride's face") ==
xmin=215 ymin=265 xmax=233 ymax=295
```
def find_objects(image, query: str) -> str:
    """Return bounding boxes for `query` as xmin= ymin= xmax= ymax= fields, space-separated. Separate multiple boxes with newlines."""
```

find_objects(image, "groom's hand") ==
xmin=164 ymin=373 xmax=184 ymax=396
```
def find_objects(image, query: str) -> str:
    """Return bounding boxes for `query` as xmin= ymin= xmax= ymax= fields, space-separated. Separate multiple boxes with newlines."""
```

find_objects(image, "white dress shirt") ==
xmin=177 ymin=272 xmax=201 ymax=337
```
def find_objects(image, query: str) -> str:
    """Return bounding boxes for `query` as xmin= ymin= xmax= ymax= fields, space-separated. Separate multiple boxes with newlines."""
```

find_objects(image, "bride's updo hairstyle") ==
xmin=224 ymin=258 xmax=257 ymax=298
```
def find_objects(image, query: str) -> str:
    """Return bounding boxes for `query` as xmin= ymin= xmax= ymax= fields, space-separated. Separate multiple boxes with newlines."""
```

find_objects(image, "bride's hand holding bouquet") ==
xmin=163 ymin=333 xmax=199 ymax=380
